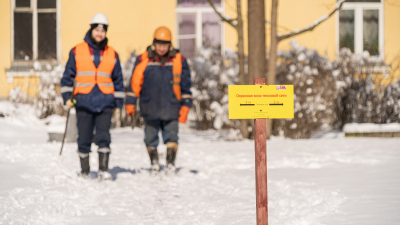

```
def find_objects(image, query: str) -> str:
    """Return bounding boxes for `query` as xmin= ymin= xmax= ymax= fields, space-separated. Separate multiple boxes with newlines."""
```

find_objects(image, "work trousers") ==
xmin=144 ymin=119 xmax=179 ymax=149
xmin=76 ymin=108 xmax=113 ymax=155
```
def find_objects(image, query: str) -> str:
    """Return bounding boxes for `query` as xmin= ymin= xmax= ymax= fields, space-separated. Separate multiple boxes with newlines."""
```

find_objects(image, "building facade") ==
xmin=0 ymin=0 xmax=399 ymax=98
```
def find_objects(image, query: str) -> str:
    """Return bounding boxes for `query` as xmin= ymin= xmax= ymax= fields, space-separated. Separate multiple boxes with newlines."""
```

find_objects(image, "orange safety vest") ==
xmin=74 ymin=42 xmax=115 ymax=95
xmin=131 ymin=51 xmax=182 ymax=101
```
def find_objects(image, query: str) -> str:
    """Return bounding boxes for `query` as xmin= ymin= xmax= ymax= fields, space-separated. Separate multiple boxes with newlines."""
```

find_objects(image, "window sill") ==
xmin=6 ymin=60 xmax=60 ymax=83
xmin=5 ymin=70 xmax=42 ymax=83
xmin=359 ymin=65 xmax=391 ymax=78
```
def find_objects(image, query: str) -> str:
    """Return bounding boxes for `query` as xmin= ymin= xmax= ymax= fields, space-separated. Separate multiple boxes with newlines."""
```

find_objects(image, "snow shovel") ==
xmin=59 ymin=84 xmax=75 ymax=156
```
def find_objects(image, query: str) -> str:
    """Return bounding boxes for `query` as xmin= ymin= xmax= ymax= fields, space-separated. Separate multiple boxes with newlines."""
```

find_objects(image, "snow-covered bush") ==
xmin=8 ymin=62 xmax=65 ymax=119
xmin=381 ymin=80 xmax=400 ymax=123
xmin=274 ymin=40 xmax=339 ymax=138
xmin=34 ymin=63 xmax=65 ymax=119
xmin=9 ymin=86 xmax=29 ymax=104
xmin=189 ymin=47 xmax=240 ymax=131
xmin=113 ymin=51 xmax=143 ymax=129
xmin=274 ymin=41 xmax=399 ymax=138
xmin=121 ymin=51 xmax=137 ymax=89
xmin=333 ymin=48 xmax=398 ymax=125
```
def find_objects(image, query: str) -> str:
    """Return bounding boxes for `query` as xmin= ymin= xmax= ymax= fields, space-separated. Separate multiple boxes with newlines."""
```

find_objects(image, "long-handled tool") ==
xmin=59 ymin=84 xmax=75 ymax=156
xmin=131 ymin=103 xmax=137 ymax=130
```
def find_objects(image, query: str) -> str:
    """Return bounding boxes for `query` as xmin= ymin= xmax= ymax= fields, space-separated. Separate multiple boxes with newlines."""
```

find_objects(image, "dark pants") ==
xmin=144 ymin=120 xmax=178 ymax=149
xmin=76 ymin=108 xmax=113 ymax=154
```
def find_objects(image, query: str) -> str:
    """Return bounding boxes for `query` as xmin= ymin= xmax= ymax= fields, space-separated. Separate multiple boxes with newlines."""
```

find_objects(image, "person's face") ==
xmin=154 ymin=43 xmax=170 ymax=56
xmin=91 ymin=27 xmax=106 ymax=43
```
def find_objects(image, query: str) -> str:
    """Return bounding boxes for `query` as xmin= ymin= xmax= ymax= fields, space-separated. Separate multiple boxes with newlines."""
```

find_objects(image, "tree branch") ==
xmin=266 ymin=20 xmax=293 ymax=33
xmin=277 ymin=0 xmax=347 ymax=42
xmin=207 ymin=0 xmax=237 ymax=29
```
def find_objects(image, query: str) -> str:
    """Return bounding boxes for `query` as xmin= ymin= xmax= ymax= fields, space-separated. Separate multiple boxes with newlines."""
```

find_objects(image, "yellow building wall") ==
xmin=12 ymin=77 xmax=41 ymax=97
xmin=225 ymin=0 xmax=400 ymax=65
xmin=224 ymin=0 xmax=249 ymax=55
xmin=270 ymin=0 xmax=337 ymax=61
xmin=224 ymin=0 xmax=337 ymax=60
xmin=0 ymin=1 xmax=11 ymax=98
xmin=384 ymin=1 xmax=400 ymax=63
xmin=384 ymin=1 xmax=400 ymax=82
xmin=224 ymin=0 xmax=400 ymax=85
xmin=2 ymin=0 xmax=400 ymax=98
xmin=61 ymin=0 xmax=177 ymax=63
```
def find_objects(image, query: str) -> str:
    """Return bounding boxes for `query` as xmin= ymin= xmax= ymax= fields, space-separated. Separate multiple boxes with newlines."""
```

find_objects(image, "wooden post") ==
xmin=253 ymin=78 xmax=268 ymax=225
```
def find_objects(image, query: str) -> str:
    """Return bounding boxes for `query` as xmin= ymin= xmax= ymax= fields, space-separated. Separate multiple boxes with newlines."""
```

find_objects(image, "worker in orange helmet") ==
xmin=125 ymin=26 xmax=192 ymax=174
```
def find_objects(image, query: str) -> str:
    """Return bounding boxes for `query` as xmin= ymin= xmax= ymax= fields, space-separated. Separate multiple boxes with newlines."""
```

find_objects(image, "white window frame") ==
xmin=10 ymin=0 xmax=61 ymax=62
xmin=336 ymin=1 xmax=384 ymax=59
xmin=175 ymin=1 xmax=225 ymax=56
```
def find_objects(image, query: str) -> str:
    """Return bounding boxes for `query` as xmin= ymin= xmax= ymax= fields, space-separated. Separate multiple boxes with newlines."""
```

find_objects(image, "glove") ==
xmin=65 ymin=99 xmax=76 ymax=109
xmin=178 ymin=106 xmax=190 ymax=124
xmin=113 ymin=108 xmax=121 ymax=117
xmin=125 ymin=104 xmax=135 ymax=116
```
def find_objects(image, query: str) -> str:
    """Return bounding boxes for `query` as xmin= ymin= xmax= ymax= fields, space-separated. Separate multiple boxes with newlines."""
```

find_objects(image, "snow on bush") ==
xmin=115 ymin=51 xmax=143 ymax=129
xmin=189 ymin=47 xmax=240 ymax=131
xmin=34 ymin=62 xmax=65 ymax=119
xmin=274 ymin=40 xmax=338 ymax=138
xmin=274 ymin=42 xmax=399 ymax=138
xmin=381 ymin=80 xmax=400 ymax=123
xmin=334 ymin=48 xmax=400 ymax=125
xmin=121 ymin=51 xmax=137 ymax=89
xmin=8 ymin=62 xmax=65 ymax=119
xmin=188 ymin=42 xmax=399 ymax=139
xmin=9 ymin=86 xmax=28 ymax=104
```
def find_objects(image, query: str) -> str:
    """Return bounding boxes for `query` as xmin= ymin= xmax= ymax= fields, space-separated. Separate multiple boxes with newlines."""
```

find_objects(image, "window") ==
xmin=337 ymin=0 xmax=383 ymax=58
xmin=12 ymin=0 xmax=59 ymax=61
xmin=176 ymin=0 xmax=223 ymax=58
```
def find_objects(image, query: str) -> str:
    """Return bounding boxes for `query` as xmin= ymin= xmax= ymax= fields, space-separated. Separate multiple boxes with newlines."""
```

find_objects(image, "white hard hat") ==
xmin=89 ymin=12 xmax=109 ymax=26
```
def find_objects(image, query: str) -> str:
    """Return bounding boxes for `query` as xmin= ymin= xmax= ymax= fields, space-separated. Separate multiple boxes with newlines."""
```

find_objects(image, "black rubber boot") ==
xmin=166 ymin=147 xmax=177 ymax=166
xmin=80 ymin=156 xmax=90 ymax=177
xmin=98 ymin=152 xmax=110 ymax=172
xmin=147 ymin=148 xmax=159 ymax=165
xmin=147 ymin=147 xmax=160 ymax=173
xmin=98 ymin=152 xmax=111 ymax=180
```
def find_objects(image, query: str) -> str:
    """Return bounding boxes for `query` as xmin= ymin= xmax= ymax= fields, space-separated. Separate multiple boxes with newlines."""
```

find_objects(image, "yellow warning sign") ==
xmin=229 ymin=85 xmax=294 ymax=119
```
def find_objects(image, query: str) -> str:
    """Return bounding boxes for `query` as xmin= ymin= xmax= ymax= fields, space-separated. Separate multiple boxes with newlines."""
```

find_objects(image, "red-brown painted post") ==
xmin=254 ymin=78 xmax=268 ymax=225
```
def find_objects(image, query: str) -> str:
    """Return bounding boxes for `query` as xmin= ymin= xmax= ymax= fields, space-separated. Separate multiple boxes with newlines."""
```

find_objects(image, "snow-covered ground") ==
xmin=343 ymin=122 xmax=400 ymax=133
xmin=1 ymin=101 xmax=399 ymax=224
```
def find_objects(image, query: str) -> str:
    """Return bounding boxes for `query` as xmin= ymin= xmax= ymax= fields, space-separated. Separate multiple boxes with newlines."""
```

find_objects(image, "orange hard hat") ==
xmin=154 ymin=26 xmax=172 ymax=42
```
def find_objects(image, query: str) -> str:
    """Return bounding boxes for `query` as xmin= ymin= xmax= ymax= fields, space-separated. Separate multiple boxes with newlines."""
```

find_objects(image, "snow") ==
xmin=33 ymin=61 xmax=42 ymax=71
xmin=1 ymin=103 xmax=400 ymax=224
xmin=43 ymin=114 xmax=67 ymax=133
xmin=336 ymin=0 xmax=346 ymax=9
xmin=297 ymin=53 xmax=306 ymax=62
xmin=313 ymin=15 xmax=329 ymax=26
xmin=343 ymin=123 xmax=400 ymax=133
xmin=0 ymin=101 xmax=47 ymax=144
xmin=224 ymin=47 xmax=238 ymax=60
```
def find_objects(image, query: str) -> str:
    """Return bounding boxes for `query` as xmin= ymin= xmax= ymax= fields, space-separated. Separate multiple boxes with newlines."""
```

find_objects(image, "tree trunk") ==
xmin=248 ymin=0 xmax=266 ymax=83
xmin=266 ymin=0 xmax=278 ymax=138
xmin=236 ymin=0 xmax=249 ymax=139
xmin=248 ymin=0 xmax=266 ymax=140
xmin=237 ymin=0 xmax=245 ymax=86
xmin=268 ymin=0 xmax=278 ymax=86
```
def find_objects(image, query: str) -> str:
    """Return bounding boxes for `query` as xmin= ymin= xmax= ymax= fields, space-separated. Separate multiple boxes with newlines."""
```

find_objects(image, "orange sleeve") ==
xmin=131 ymin=52 xmax=149 ymax=98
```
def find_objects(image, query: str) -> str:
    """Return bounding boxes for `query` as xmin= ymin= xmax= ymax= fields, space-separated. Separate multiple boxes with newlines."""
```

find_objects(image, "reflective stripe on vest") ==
xmin=131 ymin=51 xmax=182 ymax=100
xmin=172 ymin=53 xmax=182 ymax=101
xmin=74 ymin=42 xmax=115 ymax=95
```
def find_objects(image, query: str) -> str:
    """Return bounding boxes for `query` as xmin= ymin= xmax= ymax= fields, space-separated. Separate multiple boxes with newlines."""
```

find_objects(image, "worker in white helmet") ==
xmin=60 ymin=13 xmax=124 ymax=180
